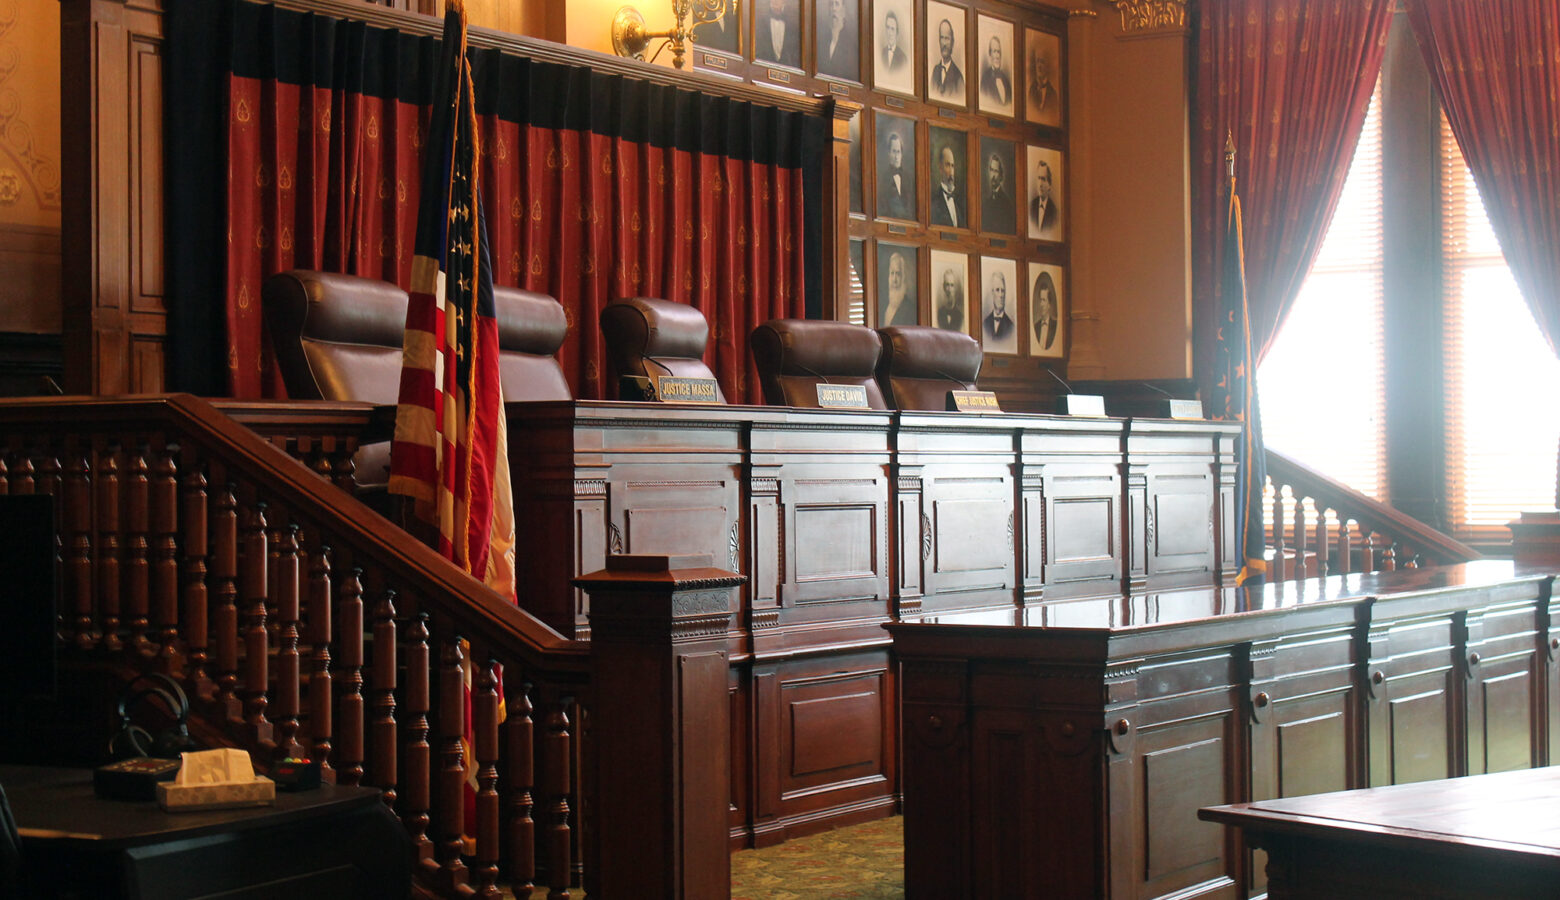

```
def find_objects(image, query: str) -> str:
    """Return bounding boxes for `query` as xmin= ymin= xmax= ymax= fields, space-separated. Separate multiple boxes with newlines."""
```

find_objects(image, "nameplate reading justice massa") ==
xmin=655 ymin=376 xmax=722 ymax=404
xmin=948 ymin=390 xmax=1001 ymax=413
xmin=815 ymin=384 xmax=871 ymax=409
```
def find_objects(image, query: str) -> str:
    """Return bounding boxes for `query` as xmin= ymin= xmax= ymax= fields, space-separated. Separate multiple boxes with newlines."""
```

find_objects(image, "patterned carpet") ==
xmin=730 ymin=815 xmax=904 ymax=900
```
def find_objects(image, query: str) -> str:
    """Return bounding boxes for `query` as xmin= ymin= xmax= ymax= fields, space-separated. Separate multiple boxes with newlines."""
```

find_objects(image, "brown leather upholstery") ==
xmin=493 ymin=287 xmax=571 ymax=402
xmin=598 ymin=297 xmax=726 ymax=401
xmin=749 ymin=319 xmax=888 ymax=409
xmin=874 ymin=326 xmax=982 ymax=410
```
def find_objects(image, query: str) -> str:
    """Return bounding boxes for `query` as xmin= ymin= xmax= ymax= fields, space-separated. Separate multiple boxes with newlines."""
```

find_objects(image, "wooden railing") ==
xmin=0 ymin=395 xmax=591 ymax=898
xmin=1265 ymin=449 xmax=1480 ymax=580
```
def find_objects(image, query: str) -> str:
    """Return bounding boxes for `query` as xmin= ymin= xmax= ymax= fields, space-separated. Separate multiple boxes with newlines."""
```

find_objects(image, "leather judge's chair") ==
xmin=749 ymin=319 xmax=888 ymax=409
xmin=264 ymin=270 xmax=571 ymax=492
xmin=599 ymin=297 xmax=726 ymax=401
xmin=874 ymin=325 xmax=982 ymax=410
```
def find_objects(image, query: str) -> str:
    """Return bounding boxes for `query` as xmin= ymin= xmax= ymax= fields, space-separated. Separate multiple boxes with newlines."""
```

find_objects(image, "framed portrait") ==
xmin=874 ymin=111 xmax=917 ymax=222
xmin=877 ymin=242 xmax=920 ymax=327
xmin=691 ymin=0 xmax=741 ymax=56
xmin=1026 ymin=145 xmax=1064 ymax=242
xmin=848 ymin=113 xmax=863 ymax=214
xmin=848 ymin=239 xmax=867 ymax=325
xmin=928 ymin=127 xmax=968 ymax=230
xmin=930 ymin=249 xmax=969 ymax=333
xmin=753 ymin=0 xmax=803 ymax=69
xmin=977 ymin=136 xmax=1017 ymax=236
xmin=978 ymin=256 xmax=1018 ymax=355
xmin=1024 ymin=28 xmax=1063 ymax=128
xmin=1028 ymin=262 xmax=1064 ymax=358
xmin=976 ymin=15 xmax=1016 ymax=118
xmin=872 ymin=0 xmax=915 ymax=97
xmin=816 ymin=0 xmax=861 ymax=82
xmin=925 ymin=1 xmax=967 ymax=108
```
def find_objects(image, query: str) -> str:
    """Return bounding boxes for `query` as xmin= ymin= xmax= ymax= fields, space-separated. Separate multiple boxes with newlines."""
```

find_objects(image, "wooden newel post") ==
xmin=577 ymin=555 xmax=744 ymax=900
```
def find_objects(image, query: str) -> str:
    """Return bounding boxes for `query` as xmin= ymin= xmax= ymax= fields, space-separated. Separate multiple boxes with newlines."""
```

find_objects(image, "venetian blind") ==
xmin=1258 ymin=84 xmax=1387 ymax=501
xmin=1440 ymin=115 xmax=1560 ymax=540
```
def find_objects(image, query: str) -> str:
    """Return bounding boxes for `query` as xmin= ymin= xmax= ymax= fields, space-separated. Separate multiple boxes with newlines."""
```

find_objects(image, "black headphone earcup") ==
xmin=109 ymin=723 xmax=154 ymax=761
xmin=152 ymin=724 xmax=198 ymax=759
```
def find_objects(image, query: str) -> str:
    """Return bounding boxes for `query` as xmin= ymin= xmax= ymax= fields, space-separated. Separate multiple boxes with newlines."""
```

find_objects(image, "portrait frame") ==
xmin=872 ymin=0 xmax=916 ymax=97
xmin=1028 ymin=262 xmax=1065 ymax=358
xmin=930 ymin=248 xmax=969 ymax=334
xmin=976 ymin=14 xmax=1016 ymax=118
xmin=925 ymin=0 xmax=968 ymax=109
xmin=874 ymin=111 xmax=917 ymax=222
xmin=816 ymin=0 xmax=861 ymax=82
xmin=1026 ymin=145 xmax=1065 ymax=243
xmin=877 ymin=241 xmax=921 ymax=328
xmin=978 ymin=255 xmax=1019 ymax=355
xmin=691 ymin=0 xmax=742 ymax=59
xmin=753 ymin=0 xmax=804 ymax=70
xmin=977 ymin=136 xmax=1017 ymax=236
xmin=928 ymin=126 xmax=969 ymax=231
xmin=1023 ymin=27 xmax=1063 ymax=129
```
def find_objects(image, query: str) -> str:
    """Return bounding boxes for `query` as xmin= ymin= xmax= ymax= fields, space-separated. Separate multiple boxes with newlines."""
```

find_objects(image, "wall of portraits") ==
xmin=684 ymin=0 xmax=1069 ymax=388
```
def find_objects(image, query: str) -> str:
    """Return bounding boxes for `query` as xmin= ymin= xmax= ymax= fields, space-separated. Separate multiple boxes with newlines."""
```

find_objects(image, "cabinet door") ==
xmin=1465 ymin=598 xmax=1546 ymax=775
xmin=1365 ymin=608 xmax=1460 ymax=786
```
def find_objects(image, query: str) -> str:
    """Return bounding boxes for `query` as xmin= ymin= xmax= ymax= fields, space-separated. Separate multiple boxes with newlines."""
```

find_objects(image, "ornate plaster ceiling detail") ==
xmin=0 ymin=0 xmax=62 ymax=210
xmin=1104 ymin=0 xmax=1186 ymax=35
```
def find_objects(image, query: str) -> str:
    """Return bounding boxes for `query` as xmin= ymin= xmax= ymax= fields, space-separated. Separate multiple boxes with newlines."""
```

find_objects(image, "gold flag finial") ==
xmin=1224 ymin=131 xmax=1236 ymax=181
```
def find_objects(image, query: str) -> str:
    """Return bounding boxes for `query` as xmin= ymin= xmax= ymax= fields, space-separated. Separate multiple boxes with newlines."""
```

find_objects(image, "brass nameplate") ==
xmin=829 ymin=82 xmax=850 ymax=95
xmin=948 ymin=390 xmax=1001 ymax=413
xmin=767 ymin=69 xmax=790 ymax=83
xmin=988 ymin=118 xmax=1007 ymax=129
xmin=1164 ymin=399 xmax=1204 ymax=419
xmin=939 ymin=108 xmax=958 ymax=118
xmin=887 ymin=224 xmax=907 ymax=234
xmin=886 ymin=96 xmax=906 ymax=109
xmin=703 ymin=54 xmax=728 ymax=69
xmin=656 ymin=376 xmax=722 ymax=404
xmin=1057 ymin=393 xmax=1107 ymax=417
xmin=816 ymin=383 xmax=870 ymax=409
xmin=939 ymin=231 xmax=958 ymax=241
xmin=989 ymin=238 xmax=1007 ymax=248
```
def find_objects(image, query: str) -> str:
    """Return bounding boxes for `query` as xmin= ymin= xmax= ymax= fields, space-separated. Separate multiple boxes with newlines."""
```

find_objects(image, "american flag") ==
xmin=389 ymin=0 xmax=516 ymax=598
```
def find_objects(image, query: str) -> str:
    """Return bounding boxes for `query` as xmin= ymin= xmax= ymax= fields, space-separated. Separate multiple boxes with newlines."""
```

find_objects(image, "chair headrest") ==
xmin=750 ymin=319 xmax=884 ymax=376
xmin=600 ymin=297 xmax=711 ymax=360
xmin=494 ymin=287 xmax=568 ymax=356
xmin=264 ymin=270 xmax=409 ymax=349
xmin=876 ymin=326 xmax=983 ymax=382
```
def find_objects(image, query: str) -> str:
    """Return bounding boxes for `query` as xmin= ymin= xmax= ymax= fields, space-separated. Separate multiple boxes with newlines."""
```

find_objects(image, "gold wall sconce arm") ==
xmin=612 ymin=0 xmax=731 ymax=70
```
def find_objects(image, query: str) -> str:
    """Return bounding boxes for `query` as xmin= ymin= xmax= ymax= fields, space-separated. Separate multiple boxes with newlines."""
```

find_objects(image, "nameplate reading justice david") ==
xmin=948 ymin=390 xmax=1001 ymax=413
xmin=815 ymin=383 xmax=870 ymax=409
xmin=655 ymin=376 xmax=722 ymax=404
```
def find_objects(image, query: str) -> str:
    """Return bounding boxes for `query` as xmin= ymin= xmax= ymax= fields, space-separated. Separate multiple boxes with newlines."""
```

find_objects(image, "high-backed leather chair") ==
xmin=264 ymin=269 xmax=571 ymax=491
xmin=874 ymin=325 xmax=982 ymax=410
xmin=749 ymin=319 xmax=888 ymax=409
xmin=598 ymin=297 xmax=726 ymax=401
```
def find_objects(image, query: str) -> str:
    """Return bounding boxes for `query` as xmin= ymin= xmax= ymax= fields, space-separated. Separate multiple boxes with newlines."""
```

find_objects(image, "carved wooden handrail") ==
xmin=1266 ymin=448 xmax=1480 ymax=579
xmin=0 ymin=394 xmax=589 ymax=898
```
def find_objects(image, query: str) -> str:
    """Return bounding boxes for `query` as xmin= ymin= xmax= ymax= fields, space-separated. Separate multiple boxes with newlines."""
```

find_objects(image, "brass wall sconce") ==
xmin=612 ymin=0 xmax=731 ymax=70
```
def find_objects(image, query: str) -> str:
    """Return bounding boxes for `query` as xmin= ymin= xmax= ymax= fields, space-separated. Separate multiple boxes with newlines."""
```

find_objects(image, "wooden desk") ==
xmin=1200 ymin=767 xmax=1560 ymax=899
xmin=2 ymin=765 xmax=410 ymax=899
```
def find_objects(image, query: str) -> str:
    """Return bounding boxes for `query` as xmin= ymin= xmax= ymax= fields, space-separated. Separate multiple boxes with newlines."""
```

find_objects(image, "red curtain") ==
xmin=1406 ymin=0 xmax=1560 ymax=357
xmin=1191 ymin=0 xmax=1394 ymax=384
xmin=214 ymin=2 xmax=813 ymax=401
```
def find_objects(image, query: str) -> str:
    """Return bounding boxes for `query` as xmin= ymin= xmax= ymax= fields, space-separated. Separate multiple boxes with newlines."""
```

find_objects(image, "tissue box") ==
xmin=157 ymin=774 xmax=275 ymax=812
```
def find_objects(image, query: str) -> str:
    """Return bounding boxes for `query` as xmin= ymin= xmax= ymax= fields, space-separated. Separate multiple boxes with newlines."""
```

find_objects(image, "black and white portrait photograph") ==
xmin=848 ymin=112 xmax=863 ymax=214
xmin=816 ymin=0 xmax=860 ymax=81
xmin=978 ymin=137 xmax=1016 ymax=236
xmin=1029 ymin=262 xmax=1064 ymax=357
xmin=1025 ymin=28 xmax=1062 ymax=128
xmin=754 ymin=0 xmax=802 ymax=69
xmin=930 ymin=249 xmax=968 ymax=333
xmin=877 ymin=242 xmax=920 ymax=327
xmin=979 ymin=256 xmax=1018 ymax=354
xmin=692 ymin=0 xmax=740 ymax=55
xmin=925 ymin=1 xmax=966 ymax=107
xmin=875 ymin=111 xmax=916 ymax=221
xmin=928 ymin=127 xmax=967 ymax=230
xmin=1027 ymin=145 xmax=1064 ymax=242
xmin=872 ymin=0 xmax=914 ymax=96
xmin=977 ymin=15 xmax=1015 ymax=117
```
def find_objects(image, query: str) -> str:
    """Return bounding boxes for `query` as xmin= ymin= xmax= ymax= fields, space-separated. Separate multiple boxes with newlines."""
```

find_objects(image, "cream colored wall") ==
xmin=0 ymin=0 xmax=61 ymax=231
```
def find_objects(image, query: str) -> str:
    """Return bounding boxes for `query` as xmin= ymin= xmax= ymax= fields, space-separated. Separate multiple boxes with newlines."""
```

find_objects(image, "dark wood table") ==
xmin=1 ymin=765 xmax=410 ymax=899
xmin=1200 ymin=766 xmax=1560 ymax=899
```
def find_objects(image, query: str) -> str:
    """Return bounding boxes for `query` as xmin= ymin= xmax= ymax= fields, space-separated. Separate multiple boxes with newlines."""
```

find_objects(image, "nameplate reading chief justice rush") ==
xmin=948 ymin=390 xmax=1001 ymax=413
xmin=816 ymin=383 xmax=871 ymax=409
xmin=655 ymin=376 xmax=723 ymax=404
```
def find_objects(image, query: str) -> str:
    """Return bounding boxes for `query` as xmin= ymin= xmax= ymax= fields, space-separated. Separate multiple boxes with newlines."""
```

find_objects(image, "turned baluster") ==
xmin=241 ymin=502 xmax=273 ymax=744
xmin=330 ymin=445 xmax=356 ymax=492
xmin=10 ymin=450 xmax=33 ymax=494
xmin=1270 ymin=483 xmax=1288 ymax=582
xmin=1381 ymin=540 xmax=1397 ymax=572
xmin=308 ymin=547 xmax=334 ymax=778
xmin=274 ymin=524 xmax=303 ymax=760
xmin=97 ymin=445 xmax=122 ymax=651
xmin=38 ymin=446 xmax=64 ymax=641
xmin=1313 ymin=509 xmax=1331 ymax=580
xmin=436 ymin=635 xmax=470 ymax=890
xmin=0 ymin=453 xmax=8 ymax=494
xmin=337 ymin=567 xmax=367 ymax=786
xmin=542 ymin=698 xmax=573 ymax=900
xmin=1292 ymin=493 xmax=1309 ymax=581
xmin=473 ymin=658 xmax=502 ymax=900
xmin=505 ymin=681 xmax=536 ymax=893
xmin=35 ymin=444 xmax=61 ymax=497
xmin=404 ymin=613 xmax=434 ymax=862
xmin=151 ymin=445 xmax=180 ymax=673
xmin=126 ymin=446 xmax=151 ymax=654
xmin=1361 ymin=531 xmax=1377 ymax=573
xmin=180 ymin=465 xmax=211 ymax=695
xmin=370 ymin=590 xmax=400 ymax=807
xmin=66 ymin=452 xmax=95 ymax=649
xmin=1337 ymin=519 xmax=1355 ymax=576
xmin=213 ymin=484 xmax=242 ymax=720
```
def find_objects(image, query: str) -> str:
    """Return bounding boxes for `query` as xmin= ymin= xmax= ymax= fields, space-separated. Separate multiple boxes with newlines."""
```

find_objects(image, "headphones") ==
xmin=108 ymin=673 xmax=199 ymax=761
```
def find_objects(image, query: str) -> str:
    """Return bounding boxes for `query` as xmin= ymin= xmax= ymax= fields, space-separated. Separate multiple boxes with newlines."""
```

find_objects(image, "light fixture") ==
xmin=612 ymin=0 xmax=730 ymax=70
